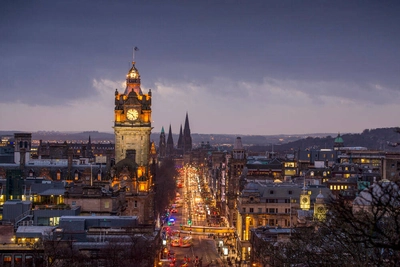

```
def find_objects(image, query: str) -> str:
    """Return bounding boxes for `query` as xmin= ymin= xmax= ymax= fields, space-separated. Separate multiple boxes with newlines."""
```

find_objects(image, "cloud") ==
xmin=0 ymin=78 xmax=119 ymax=132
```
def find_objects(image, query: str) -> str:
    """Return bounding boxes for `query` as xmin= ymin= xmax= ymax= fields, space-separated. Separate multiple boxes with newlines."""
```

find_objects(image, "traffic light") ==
xmin=188 ymin=219 xmax=192 ymax=226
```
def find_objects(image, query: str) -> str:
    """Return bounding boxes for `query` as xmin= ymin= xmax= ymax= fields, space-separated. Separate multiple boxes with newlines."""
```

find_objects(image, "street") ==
xmin=159 ymin=165 xmax=239 ymax=267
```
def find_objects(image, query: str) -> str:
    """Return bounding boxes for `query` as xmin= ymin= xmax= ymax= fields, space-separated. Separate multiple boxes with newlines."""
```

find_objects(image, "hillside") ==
xmin=1 ymin=128 xmax=399 ymax=153
xmin=248 ymin=128 xmax=400 ymax=154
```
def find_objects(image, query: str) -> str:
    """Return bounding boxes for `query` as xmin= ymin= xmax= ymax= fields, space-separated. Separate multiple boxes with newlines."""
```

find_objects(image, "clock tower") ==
xmin=314 ymin=191 xmax=327 ymax=221
xmin=114 ymin=61 xmax=152 ymax=165
xmin=113 ymin=59 xmax=154 ymax=224
xmin=300 ymin=177 xmax=310 ymax=210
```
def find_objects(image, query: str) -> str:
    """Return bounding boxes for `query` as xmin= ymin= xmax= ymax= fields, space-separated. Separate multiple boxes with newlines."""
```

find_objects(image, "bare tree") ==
xmin=154 ymin=158 xmax=178 ymax=215
xmin=253 ymin=181 xmax=400 ymax=266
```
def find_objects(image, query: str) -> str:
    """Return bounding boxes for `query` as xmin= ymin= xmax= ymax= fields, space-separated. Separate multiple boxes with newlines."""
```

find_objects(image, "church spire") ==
xmin=177 ymin=124 xmax=183 ymax=149
xmin=166 ymin=124 xmax=174 ymax=156
xmin=183 ymin=112 xmax=192 ymax=152
xmin=159 ymin=127 xmax=166 ymax=158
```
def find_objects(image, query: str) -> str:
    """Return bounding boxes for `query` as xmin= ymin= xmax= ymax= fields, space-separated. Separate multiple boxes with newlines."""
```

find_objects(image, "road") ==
xmin=160 ymin=167 xmax=228 ymax=267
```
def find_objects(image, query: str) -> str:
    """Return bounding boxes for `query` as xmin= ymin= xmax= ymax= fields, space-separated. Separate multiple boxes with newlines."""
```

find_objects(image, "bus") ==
xmin=180 ymin=225 xmax=236 ymax=234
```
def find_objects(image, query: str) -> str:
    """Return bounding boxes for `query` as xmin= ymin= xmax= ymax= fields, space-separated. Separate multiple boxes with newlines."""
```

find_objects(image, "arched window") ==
xmin=74 ymin=170 xmax=79 ymax=180
xmin=57 ymin=170 xmax=61 ymax=180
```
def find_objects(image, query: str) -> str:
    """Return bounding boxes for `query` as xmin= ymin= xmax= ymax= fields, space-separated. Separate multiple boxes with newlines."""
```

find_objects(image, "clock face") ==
xmin=302 ymin=197 xmax=309 ymax=204
xmin=317 ymin=206 xmax=324 ymax=213
xmin=126 ymin=109 xmax=139 ymax=121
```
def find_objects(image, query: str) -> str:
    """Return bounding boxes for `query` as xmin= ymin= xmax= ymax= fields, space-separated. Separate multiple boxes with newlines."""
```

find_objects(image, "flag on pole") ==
xmin=134 ymin=46 xmax=139 ymax=51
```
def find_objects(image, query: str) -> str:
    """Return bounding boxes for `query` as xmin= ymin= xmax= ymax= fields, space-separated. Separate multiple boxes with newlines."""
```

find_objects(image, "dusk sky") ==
xmin=1 ymin=1 xmax=399 ymax=136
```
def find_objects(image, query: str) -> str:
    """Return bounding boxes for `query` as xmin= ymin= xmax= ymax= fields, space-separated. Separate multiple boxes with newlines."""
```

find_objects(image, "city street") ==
xmin=159 ymin=166 xmax=237 ymax=267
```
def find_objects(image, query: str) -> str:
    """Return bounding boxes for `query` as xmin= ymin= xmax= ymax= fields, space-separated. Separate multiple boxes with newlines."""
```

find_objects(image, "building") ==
xmin=112 ymin=59 xmax=156 ymax=224
xmin=226 ymin=137 xmax=246 ymax=227
xmin=158 ymin=127 xmax=166 ymax=159
xmin=236 ymin=180 xmax=331 ymax=263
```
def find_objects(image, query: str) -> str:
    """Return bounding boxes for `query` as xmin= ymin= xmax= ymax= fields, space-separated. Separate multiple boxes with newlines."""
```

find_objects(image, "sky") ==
xmin=1 ymin=1 xmax=399 ymax=136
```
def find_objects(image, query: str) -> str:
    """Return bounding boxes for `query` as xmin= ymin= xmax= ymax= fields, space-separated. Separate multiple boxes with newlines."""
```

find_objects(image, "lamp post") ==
xmin=90 ymin=162 xmax=93 ymax=186
xmin=290 ymin=197 xmax=292 ymax=236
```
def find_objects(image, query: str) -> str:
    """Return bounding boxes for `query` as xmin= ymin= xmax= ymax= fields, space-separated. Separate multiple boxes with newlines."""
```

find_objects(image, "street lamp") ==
xmin=90 ymin=162 xmax=95 ymax=186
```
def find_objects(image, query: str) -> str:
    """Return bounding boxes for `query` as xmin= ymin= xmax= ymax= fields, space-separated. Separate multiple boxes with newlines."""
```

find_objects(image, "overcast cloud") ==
xmin=0 ymin=0 xmax=399 ymax=135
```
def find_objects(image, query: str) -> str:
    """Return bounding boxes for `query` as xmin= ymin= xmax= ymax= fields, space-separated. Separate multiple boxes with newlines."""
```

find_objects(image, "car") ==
xmin=171 ymin=209 xmax=178 ymax=213
xmin=171 ymin=238 xmax=180 ymax=247
xmin=168 ymin=218 xmax=175 ymax=226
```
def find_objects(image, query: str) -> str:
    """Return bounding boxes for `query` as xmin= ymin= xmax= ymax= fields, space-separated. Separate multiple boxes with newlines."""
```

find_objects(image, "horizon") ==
xmin=0 ymin=129 xmax=347 ymax=137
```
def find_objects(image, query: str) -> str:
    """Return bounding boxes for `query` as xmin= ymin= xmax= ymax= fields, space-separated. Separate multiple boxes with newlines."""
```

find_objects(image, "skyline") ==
xmin=1 ymin=1 xmax=399 ymax=136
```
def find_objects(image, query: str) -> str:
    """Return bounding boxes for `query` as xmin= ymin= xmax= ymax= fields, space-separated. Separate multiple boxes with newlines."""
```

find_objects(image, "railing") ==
xmin=35 ymin=204 xmax=78 ymax=210
xmin=14 ymin=209 xmax=33 ymax=224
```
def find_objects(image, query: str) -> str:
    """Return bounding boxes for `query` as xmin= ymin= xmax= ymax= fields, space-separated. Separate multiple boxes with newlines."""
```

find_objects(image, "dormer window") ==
xmin=288 ymin=190 xmax=292 ymax=195
xmin=250 ymin=197 xmax=254 ymax=202
xmin=270 ymin=190 xmax=274 ymax=195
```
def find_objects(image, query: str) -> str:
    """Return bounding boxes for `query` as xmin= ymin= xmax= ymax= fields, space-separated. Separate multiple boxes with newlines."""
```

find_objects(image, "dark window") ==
xmin=25 ymin=255 xmax=33 ymax=267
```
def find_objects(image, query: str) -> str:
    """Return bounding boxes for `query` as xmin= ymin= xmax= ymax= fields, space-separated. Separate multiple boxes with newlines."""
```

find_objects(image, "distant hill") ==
xmin=249 ymin=127 xmax=400 ymax=154
xmin=1 ymin=128 xmax=399 ymax=153
xmin=0 ymin=130 xmax=333 ymax=146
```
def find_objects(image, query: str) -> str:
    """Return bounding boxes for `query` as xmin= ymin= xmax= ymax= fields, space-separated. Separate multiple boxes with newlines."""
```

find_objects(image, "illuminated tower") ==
xmin=113 ymin=61 xmax=152 ymax=165
xmin=113 ymin=56 xmax=154 ymax=223
xmin=314 ymin=191 xmax=327 ymax=221
xmin=300 ymin=178 xmax=310 ymax=210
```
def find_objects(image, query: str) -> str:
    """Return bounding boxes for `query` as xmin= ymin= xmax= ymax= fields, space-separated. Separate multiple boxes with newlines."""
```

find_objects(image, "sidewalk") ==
xmin=212 ymin=235 xmax=240 ymax=267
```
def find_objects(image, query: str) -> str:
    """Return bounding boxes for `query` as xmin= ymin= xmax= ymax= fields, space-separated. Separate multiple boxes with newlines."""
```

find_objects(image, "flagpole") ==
xmin=133 ymin=46 xmax=139 ymax=63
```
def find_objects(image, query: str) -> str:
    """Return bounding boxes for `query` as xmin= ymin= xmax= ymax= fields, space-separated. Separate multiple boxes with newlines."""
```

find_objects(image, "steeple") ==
xmin=159 ymin=127 xmax=166 ymax=158
xmin=166 ymin=124 xmax=174 ymax=156
xmin=124 ymin=56 xmax=142 ymax=95
xmin=183 ymin=112 xmax=192 ymax=152
xmin=177 ymin=124 xmax=183 ymax=149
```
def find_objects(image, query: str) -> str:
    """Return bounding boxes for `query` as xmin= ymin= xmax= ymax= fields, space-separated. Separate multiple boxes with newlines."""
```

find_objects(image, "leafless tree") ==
xmin=154 ymin=158 xmax=178 ymax=215
xmin=254 ymin=181 xmax=400 ymax=266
